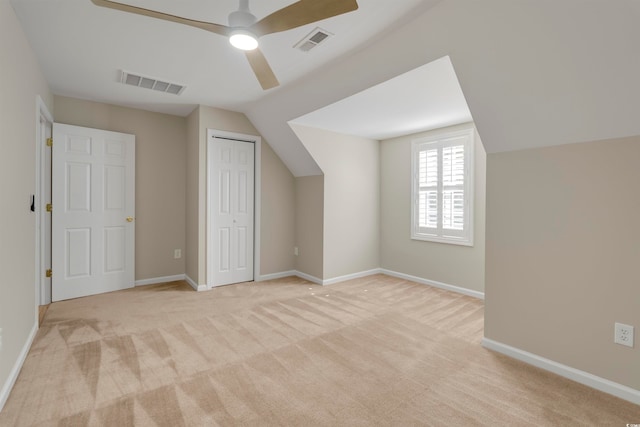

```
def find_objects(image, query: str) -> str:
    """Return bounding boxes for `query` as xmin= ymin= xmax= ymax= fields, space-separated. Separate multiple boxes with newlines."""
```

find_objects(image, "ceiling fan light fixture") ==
xmin=229 ymin=29 xmax=258 ymax=51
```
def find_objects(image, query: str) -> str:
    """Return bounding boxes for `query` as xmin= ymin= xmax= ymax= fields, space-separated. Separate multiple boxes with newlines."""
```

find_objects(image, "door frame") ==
xmin=206 ymin=128 xmax=261 ymax=289
xmin=35 ymin=96 xmax=53 ymax=306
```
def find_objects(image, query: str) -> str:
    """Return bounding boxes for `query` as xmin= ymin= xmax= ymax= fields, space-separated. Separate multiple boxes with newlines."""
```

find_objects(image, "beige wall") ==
xmin=291 ymin=125 xmax=380 ymax=279
xmin=187 ymin=105 xmax=296 ymax=284
xmin=380 ymin=124 xmax=486 ymax=293
xmin=294 ymin=176 xmax=324 ymax=279
xmin=261 ymin=142 xmax=296 ymax=275
xmin=52 ymin=101 xmax=296 ymax=286
xmin=53 ymin=96 xmax=187 ymax=282
xmin=485 ymin=136 xmax=640 ymax=390
xmin=0 ymin=0 xmax=53 ymax=406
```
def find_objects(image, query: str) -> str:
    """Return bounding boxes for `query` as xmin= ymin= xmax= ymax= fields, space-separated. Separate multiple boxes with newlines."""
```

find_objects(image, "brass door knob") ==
xmin=126 ymin=217 xmax=135 ymax=222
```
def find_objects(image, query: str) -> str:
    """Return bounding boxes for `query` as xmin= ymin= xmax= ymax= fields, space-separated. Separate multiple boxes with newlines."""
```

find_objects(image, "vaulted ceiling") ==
xmin=11 ymin=0 xmax=640 ymax=177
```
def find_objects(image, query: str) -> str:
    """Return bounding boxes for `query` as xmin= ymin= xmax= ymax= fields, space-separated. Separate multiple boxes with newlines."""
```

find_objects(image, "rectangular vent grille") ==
xmin=121 ymin=71 xmax=186 ymax=95
xmin=294 ymin=27 xmax=333 ymax=52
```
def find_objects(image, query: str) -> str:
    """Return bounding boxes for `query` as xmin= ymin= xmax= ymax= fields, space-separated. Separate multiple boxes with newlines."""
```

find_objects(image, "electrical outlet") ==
xmin=614 ymin=323 xmax=634 ymax=348
xmin=174 ymin=249 xmax=182 ymax=259
xmin=294 ymin=246 xmax=299 ymax=256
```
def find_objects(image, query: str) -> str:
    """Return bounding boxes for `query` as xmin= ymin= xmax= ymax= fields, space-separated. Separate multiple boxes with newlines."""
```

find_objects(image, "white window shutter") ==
xmin=411 ymin=126 xmax=474 ymax=246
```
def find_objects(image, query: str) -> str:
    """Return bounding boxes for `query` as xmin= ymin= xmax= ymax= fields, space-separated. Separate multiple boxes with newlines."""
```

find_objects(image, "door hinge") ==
xmin=46 ymin=203 xmax=53 ymax=212
xmin=46 ymin=137 xmax=53 ymax=147
xmin=45 ymin=269 xmax=52 ymax=278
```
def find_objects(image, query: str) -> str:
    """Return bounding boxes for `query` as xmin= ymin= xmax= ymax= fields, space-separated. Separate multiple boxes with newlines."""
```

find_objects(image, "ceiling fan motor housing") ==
xmin=228 ymin=9 xmax=256 ymax=28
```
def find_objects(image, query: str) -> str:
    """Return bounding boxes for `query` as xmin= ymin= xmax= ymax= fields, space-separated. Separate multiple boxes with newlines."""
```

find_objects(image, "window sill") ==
xmin=411 ymin=234 xmax=474 ymax=247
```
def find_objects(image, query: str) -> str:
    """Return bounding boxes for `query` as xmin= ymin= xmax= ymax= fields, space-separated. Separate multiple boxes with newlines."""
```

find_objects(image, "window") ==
xmin=411 ymin=125 xmax=474 ymax=246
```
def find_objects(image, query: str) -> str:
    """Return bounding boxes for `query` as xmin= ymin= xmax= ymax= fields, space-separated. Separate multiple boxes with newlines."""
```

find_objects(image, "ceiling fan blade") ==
xmin=90 ymin=0 xmax=230 ymax=36
xmin=244 ymin=49 xmax=279 ymax=90
xmin=251 ymin=0 xmax=358 ymax=37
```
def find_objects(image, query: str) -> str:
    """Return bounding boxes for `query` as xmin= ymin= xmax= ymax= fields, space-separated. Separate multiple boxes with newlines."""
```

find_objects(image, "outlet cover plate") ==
xmin=614 ymin=323 xmax=634 ymax=348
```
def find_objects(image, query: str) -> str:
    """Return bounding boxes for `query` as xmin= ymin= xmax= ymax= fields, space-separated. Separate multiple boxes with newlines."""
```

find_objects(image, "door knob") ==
xmin=126 ymin=217 xmax=135 ymax=222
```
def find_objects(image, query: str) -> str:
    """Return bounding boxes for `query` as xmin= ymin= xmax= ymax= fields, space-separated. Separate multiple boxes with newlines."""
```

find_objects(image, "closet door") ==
xmin=208 ymin=136 xmax=254 ymax=287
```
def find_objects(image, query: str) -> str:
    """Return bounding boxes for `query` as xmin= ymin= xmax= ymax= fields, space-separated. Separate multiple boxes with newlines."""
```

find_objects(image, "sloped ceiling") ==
xmin=290 ymin=56 xmax=473 ymax=141
xmin=247 ymin=0 xmax=640 ymax=176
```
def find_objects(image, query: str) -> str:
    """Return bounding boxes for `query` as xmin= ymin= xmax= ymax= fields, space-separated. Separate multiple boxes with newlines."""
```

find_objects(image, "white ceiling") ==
xmin=11 ymin=0 xmax=640 ymax=178
xmin=246 ymin=0 xmax=640 ymax=176
xmin=10 ymin=0 xmax=427 ymax=115
xmin=290 ymin=56 xmax=472 ymax=140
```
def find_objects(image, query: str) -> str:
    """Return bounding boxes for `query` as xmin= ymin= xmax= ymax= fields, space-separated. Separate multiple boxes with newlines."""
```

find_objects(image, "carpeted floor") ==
xmin=1 ymin=274 xmax=638 ymax=426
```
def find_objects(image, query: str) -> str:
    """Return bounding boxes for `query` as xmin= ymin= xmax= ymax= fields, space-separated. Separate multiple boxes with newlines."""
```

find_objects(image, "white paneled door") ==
xmin=52 ymin=123 xmax=135 ymax=301
xmin=208 ymin=134 xmax=255 ymax=287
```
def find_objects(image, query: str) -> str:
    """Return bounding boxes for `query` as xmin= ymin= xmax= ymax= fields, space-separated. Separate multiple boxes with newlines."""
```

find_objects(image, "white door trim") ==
xmin=35 ymin=96 xmax=53 ymax=306
xmin=206 ymin=128 xmax=261 ymax=288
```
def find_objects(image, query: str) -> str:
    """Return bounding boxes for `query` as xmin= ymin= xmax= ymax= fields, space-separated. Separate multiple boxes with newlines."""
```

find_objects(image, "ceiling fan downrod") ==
xmin=228 ymin=0 xmax=256 ymax=28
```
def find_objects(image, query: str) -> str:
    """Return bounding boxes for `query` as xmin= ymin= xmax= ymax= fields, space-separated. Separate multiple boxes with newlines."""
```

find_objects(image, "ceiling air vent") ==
xmin=294 ymin=27 xmax=333 ymax=52
xmin=120 ymin=71 xmax=186 ymax=95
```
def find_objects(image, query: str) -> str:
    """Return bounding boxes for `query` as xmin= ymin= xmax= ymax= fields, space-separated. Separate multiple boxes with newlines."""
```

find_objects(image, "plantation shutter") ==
xmin=441 ymin=143 xmax=465 ymax=233
xmin=418 ymin=148 xmax=438 ymax=230
xmin=412 ymin=127 xmax=473 ymax=245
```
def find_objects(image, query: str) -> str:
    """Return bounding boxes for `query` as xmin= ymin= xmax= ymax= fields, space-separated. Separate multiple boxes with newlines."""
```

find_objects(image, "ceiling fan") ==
xmin=91 ymin=0 xmax=359 ymax=90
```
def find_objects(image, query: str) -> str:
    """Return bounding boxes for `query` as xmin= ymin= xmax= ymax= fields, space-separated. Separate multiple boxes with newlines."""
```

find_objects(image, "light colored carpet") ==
xmin=1 ymin=274 xmax=638 ymax=426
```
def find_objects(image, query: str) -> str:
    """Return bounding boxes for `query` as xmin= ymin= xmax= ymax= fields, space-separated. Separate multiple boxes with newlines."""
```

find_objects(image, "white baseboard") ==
xmin=135 ymin=274 xmax=186 ymax=287
xmin=294 ymin=269 xmax=382 ymax=286
xmin=258 ymin=268 xmax=484 ymax=299
xmin=254 ymin=268 xmax=484 ymax=300
xmin=322 ymin=269 xmax=382 ymax=286
xmin=0 ymin=321 xmax=38 ymax=412
xmin=380 ymin=268 xmax=484 ymax=299
xmin=184 ymin=275 xmax=207 ymax=292
xmin=257 ymin=270 xmax=297 ymax=281
xmin=254 ymin=270 xmax=322 ymax=285
xmin=294 ymin=271 xmax=323 ymax=285
xmin=482 ymin=338 xmax=640 ymax=405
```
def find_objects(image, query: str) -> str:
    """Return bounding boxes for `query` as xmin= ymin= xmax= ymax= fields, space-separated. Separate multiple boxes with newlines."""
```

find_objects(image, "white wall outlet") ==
xmin=614 ymin=323 xmax=634 ymax=348
xmin=294 ymin=246 xmax=299 ymax=256
xmin=174 ymin=249 xmax=182 ymax=259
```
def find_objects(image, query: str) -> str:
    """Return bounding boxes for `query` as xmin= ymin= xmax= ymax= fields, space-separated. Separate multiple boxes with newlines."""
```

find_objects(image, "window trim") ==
xmin=411 ymin=125 xmax=474 ymax=247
